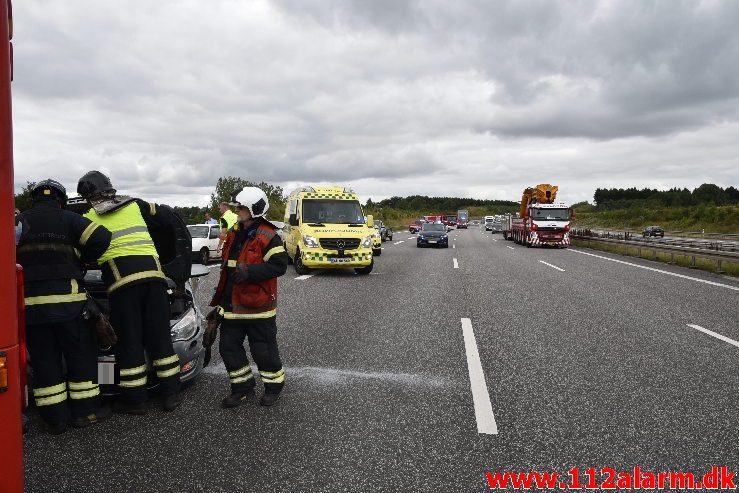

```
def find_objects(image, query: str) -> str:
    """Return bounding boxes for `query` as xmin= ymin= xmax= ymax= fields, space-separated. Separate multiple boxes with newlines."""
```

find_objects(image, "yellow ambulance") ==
xmin=283 ymin=186 xmax=375 ymax=275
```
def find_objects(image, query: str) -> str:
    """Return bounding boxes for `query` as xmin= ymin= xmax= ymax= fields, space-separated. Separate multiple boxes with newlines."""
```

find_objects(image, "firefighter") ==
xmin=77 ymin=170 xmax=183 ymax=414
xmin=209 ymin=187 xmax=288 ymax=407
xmin=16 ymin=179 xmax=112 ymax=433
xmin=217 ymin=201 xmax=239 ymax=252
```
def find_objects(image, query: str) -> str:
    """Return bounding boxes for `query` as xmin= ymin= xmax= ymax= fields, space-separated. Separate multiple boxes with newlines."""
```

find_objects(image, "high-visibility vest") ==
xmin=221 ymin=210 xmax=238 ymax=230
xmin=85 ymin=202 xmax=158 ymax=263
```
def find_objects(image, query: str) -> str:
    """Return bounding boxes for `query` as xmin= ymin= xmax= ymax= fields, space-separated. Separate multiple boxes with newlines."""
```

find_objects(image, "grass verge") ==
xmin=570 ymin=239 xmax=739 ymax=278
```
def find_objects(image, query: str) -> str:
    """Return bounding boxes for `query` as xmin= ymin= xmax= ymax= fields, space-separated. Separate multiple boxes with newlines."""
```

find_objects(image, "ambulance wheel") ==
xmin=355 ymin=259 xmax=374 ymax=275
xmin=285 ymin=242 xmax=293 ymax=264
xmin=294 ymin=250 xmax=311 ymax=275
xmin=199 ymin=248 xmax=209 ymax=265
xmin=373 ymin=248 xmax=382 ymax=256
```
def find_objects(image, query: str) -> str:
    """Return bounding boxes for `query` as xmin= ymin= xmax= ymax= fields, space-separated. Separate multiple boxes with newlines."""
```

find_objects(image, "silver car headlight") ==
xmin=303 ymin=235 xmax=320 ymax=248
xmin=360 ymin=235 xmax=372 ymax=248
xmin=171 ymin=308 xmax=199 ymax=342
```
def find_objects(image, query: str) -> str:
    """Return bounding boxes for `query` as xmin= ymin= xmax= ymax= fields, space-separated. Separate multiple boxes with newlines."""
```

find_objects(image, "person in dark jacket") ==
xmin=77 ymin=170 xmax=185 ymax=414
xmin=16 ymin=179 xmax=112 ymax=433
xmin=209 ymin=187 xmax=288 ymax=407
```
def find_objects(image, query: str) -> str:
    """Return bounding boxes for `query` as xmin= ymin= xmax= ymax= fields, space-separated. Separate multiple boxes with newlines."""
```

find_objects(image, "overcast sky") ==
xmin=12 ymin=0 xmax=739 ymax=207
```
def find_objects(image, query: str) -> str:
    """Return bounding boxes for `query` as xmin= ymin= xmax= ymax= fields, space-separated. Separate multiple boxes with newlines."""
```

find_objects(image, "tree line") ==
xmin=368 ymin=195 xmax=518 ymax=212
xmin=593 ymin=184 xmax=739 ymax=210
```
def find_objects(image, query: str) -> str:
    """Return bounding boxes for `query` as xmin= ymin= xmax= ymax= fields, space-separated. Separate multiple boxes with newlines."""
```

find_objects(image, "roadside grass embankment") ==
xmin=571 ymin=238 xmax=739 ymax=278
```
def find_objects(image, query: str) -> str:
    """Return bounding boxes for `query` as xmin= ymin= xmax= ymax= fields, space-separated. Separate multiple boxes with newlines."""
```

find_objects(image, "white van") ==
xmin=187 ymin=223 xmax=221 ymax=264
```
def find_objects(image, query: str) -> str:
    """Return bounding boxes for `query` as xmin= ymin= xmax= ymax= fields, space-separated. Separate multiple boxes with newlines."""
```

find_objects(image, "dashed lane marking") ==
xmin=506 ymin=246 xmax=515 ymax=250
xmin=491 ymin=238 xmax=498 ymax=242
xmin=394 ymin=241 xmax=405 ymax=245
xmin=453 ymin=244 xmax=456 ymax=249
xmin=295 ymin=274 xmax=315 ymax=280
xmin=460 ymin=318 xmax=498 ymax=435
xmin=687 ymin=324 xmax=739 ymax=349
xmin=453 ymin=258 xmax=459 ymax=269
xmin=539 ymin=260 xmax=566 ymax=272
xmin=569 ymin=248 xmax=739 ymax=291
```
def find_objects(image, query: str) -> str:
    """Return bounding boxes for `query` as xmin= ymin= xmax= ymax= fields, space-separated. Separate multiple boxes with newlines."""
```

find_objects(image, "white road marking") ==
xmin=453 ymin=244 xmax=456 ymax=249
xmin=506 ymin=246 xmax=515 ymax=250
xmin=294 ymin=274 xmax=315 ymax=280
xmin=687 ymin=324 xmax=739 ymax=349
xmin=407 ymin=237 xmax=414 ymax=240
xmin=460 ymin=318 xmax=498 ymax=435
xmin=491 ymin=238 xmax=498 ymax=242
xmin=569 ymin=248 xmax=739 ymax=291
xmin=538 ymin=260 xmax=566 ymax=272
xmin=394 ymin=240 xmax=405 ymax=245
xmin=453 ymin=258 xmax=459 ymax=269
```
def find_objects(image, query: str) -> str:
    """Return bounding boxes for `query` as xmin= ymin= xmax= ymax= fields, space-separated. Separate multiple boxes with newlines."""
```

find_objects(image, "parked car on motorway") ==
xmin=374 ymin=219 xmax=393 ymax=242
xmin=642 ymin=225 xmax=665 ymax=238
xmin=409 ymin=219 xmax=424 ymax=234
xmin=416 ymin=222 xmax=449 ymax=248
xmin=187 ymin=223 xmax=221 ymax=264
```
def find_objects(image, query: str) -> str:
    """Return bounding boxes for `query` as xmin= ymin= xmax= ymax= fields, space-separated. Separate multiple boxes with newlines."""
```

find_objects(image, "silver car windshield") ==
xmin=187 ymin=225 xmax=209 ymax=238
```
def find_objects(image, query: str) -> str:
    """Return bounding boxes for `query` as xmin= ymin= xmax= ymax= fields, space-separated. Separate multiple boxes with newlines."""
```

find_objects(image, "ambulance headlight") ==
xmin=360 ymin=235 xmax=372 ymax=248
xmin=303 ymin=235 xmax=320 ymax=248
xmin=171 ymin=309 xmax=199 ymax=342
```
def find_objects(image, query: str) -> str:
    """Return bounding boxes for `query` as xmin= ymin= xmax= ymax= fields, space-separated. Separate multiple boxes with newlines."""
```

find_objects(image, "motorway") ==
xmin=23 ymin=226 xmax=739 ymax=492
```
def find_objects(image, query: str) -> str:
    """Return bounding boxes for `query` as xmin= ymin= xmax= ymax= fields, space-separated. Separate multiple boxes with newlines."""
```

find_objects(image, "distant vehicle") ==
xmin=503 ymin=184 xmax=573 ymax=247
xmin=187 ymin=223 xmax=221 ymax=264
xmin=489 ymin=220 xmax=503 ymax=233
xmin=484 ymin=216 xmax=495 ymax=231
xmin=374 ymin=219 xmax=393 ymax=242
xmin=457 ymin=210 xmax=469 ymax=228
xmin=416 ymin=222 xmax=449 ymax=248
xmin=642 ymin=225 xmax=664 ymax=238
xmin=409 ymin=219 xmax=424 ymax=234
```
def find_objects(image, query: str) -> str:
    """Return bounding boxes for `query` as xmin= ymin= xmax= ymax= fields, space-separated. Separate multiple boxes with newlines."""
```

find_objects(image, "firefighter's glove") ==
xmin=230 ymin=264 xmax=249 ymax=284
xmin=204 ymin=308 xmax=223 ymax=348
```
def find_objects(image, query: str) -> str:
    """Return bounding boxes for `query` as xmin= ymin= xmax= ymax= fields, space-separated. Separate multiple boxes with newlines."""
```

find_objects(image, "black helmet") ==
xmin=77 ymin=170 xmax=115 ymax=199
xmin=31 ymin=179 xmax=68 ymax=206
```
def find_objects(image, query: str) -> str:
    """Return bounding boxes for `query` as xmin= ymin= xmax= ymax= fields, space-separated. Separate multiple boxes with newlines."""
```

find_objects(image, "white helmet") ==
xmin=231 ymin=186 xmax=269 ymax=218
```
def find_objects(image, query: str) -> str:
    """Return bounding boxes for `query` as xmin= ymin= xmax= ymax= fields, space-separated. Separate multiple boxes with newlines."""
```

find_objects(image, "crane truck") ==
xmin=502 ymin=184 xmax=574 ymax=248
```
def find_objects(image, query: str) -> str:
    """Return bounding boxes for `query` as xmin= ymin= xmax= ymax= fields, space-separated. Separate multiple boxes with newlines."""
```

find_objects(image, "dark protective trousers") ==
xmin=27 ymin=317 xmax=100 ymax=425
xmin=109 ymin=281 xmax=181 ymax=403
xmin=219 ymin=317 xmax=285 ymax=395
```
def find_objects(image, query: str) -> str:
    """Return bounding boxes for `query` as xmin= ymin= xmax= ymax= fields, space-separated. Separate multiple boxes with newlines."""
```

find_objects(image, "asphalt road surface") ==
xmin=23 ymin=226 xmax=739 ymax=492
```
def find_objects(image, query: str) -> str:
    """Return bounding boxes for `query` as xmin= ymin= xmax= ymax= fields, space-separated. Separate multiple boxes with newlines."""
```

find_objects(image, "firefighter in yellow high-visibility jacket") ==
xmin=78 ymin=170 xmax=183 ymax=415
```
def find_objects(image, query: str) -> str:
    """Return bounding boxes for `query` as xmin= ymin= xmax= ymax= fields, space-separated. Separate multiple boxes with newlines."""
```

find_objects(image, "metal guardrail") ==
xmin=572 ymin=228 xmax=738 ymax=252
xmin=571 ymin=230 xmax=739 ymax=274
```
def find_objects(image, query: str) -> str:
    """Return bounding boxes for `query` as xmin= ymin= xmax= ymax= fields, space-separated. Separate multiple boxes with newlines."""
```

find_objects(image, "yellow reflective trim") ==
xmin=68 ymin=380 xmax=95 ymax=391
xmin=119 ymin=376 xmax=148 ymax=388
xmin=228 ymin=366 xmax=252 ymax=378
xmin=150 ymin=202 xmax=157 ymax=215
xmin=119 ymin=364 xmax=147 ymax=376
xmin=156 ymin=366 xmax=180 ymax=379
xmin=79 ymin=222 xmax=99 ymax=246
xmin=36 ymin=393 xmax=68 ymax=406
xmin=25 ymin=293 xmax=87 ymax=306
xmin=261 ymin=374 xmax=285 ymax=384
xmin=69 ymin=387 xmax=100 ymax=400
xmin=154 ymin=256 xmax=162 ymax=272
xmin=33 ymin=382 xmax=67 ymax=397
xmin=108 ymin=259 xmax=121 ymax=281
xmin=259 ymin=368 xmax=285 ymax=378
xmin=71 ymin=279 xmax=79 ymax=294
xmin=231 ymin=375 xmax=254 ymax=384
xmin=108 ymin=270 xmax=166 ymax=293
xmin=227 ymin=260 xmax=237 ymax=267
xmin=223 ymin=309 xmax=277 ymax=320
xmin=153 ymin=354 xmax=179 ymax=367
xmin=263 ymin=246 xmax=285 ymax=262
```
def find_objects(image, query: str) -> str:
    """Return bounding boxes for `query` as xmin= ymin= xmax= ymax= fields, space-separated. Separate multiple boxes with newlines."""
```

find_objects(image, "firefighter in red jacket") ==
xmin=209 ymin=187 xmax=288 ymax=407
